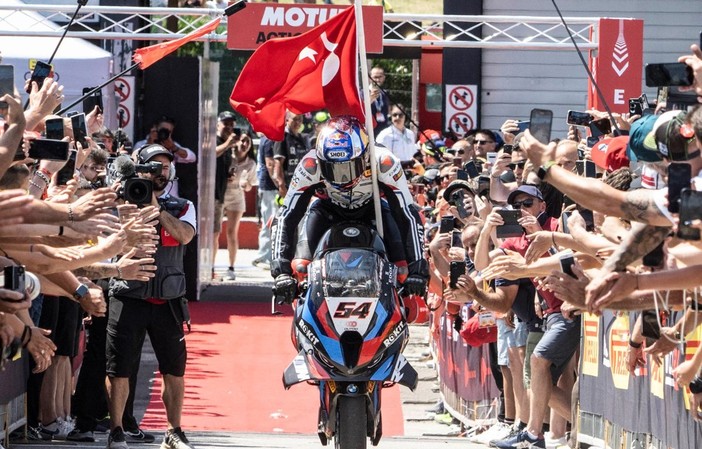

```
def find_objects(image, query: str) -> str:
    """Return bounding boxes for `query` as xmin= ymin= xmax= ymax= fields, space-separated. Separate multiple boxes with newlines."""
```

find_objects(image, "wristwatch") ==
xmin=536 ymin=160 xmax=558 ymax=181
xmin=72 ymin=283 xmax=90 ymax=301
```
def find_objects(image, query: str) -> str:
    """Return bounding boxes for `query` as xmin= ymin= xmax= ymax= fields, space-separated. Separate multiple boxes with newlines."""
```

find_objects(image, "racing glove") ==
xmin=273 ymin=274 xmax=298 ymax=304
xmin=402 ymin=275 xmax=427 ymax=298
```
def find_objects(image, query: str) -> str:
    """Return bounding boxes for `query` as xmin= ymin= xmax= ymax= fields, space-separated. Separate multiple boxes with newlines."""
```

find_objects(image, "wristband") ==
xmin=536 ymin=161 xmax=558 ymax=181
xmin=34 ymin=170 xmax=50 ymax=185
xmin=58 ymin=226 xmax=64 ymax=236
xmin=21 ymin=324 xmax=31 ymax=347
xmin=68 ymin=204 xmax=75 ymax=223
xmin=689 ymin=299 xmax=702 ymax=311
xmin=628 ymin=339 xmax=642 ymax=349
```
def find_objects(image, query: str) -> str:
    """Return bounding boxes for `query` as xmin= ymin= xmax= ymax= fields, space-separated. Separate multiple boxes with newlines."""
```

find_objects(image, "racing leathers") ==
xmin=270 ymin=146 xmax=428 ymax=298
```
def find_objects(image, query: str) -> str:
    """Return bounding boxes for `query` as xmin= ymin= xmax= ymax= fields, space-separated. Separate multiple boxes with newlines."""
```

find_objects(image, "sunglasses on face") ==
xmin=511 ymin=198 xmax=535 ymax=209
xmin=456 ymin=149 xmax=465 ymax=155
xmin=508 ymin=161 xmax=526 ymax=170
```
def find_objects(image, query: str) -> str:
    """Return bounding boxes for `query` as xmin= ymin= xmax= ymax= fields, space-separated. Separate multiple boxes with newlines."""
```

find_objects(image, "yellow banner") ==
xmin=609 ymin=314 xmax=630 ymax=390
xmin=582 ymin=313 xmax=600 ymax=377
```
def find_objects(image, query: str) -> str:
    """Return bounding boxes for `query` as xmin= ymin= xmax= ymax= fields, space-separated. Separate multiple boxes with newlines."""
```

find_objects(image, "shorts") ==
xmin=523 ymin=330 xmax=544 ymax=389
xmin=39 ymin=295 xmax=82 ymax=357
xmin=532 ymin=313 xmax=581 ymax=384
xmin=106 ymin=296 xmax=186 ymax=378
xmin=496 ymin=319 xmax=511 ymax=366
xmin=497 ymin=319 xmax=529 ymax=367
xmin=513 ymin=320 xmax=528 ymax=347
xmin=214 ymin=200 xmax=224 ymax=233
xmin=222 ymin=182 xmax=246 ymax=213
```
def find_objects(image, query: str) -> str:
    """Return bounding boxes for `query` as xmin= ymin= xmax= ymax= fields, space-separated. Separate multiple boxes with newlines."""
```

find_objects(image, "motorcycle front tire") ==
xmin=334 ymin=395 xmax=367 ymax=449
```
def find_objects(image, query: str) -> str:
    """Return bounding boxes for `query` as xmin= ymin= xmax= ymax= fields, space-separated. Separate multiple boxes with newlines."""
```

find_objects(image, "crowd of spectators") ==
xmin=365 ymin=43 xmax=702 ymax=449
xmin=0 ymin=71 xmax=197 ymax=449
xmin=4 ymin=23 xmax=702 ymax=449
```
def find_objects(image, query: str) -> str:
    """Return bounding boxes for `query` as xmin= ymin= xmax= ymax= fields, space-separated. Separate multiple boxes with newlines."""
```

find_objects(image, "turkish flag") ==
xmin=133 ymin=17 xmax=221 ymax=70
xmin=229 ymin=7 xmax=363 ymax=141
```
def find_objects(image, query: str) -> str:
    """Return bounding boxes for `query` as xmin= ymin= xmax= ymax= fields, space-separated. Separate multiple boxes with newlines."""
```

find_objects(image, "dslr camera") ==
xmin=156 ymin=127 xmax=171 ymax=144
xmin=114 ymin=128 xmax=133 ymax=153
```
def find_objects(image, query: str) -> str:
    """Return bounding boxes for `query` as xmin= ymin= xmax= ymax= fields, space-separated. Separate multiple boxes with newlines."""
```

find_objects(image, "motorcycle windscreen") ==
xmin=321 ymin=249 xmax=382 ymax=299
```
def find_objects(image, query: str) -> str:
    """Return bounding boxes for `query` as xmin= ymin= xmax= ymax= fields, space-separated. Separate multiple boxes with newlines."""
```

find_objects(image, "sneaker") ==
xmin=545 ymin=433 xmax=568 ymax=449
xmin=493 ymin=430 xmax=546 ymax=449
xmin=225 ymin=267 xmax=236 ymax=281
xmin=39 ymin=421 xmax=60 ymax=441
xmin=55 ymin=416 xmax=74 ymax=440
xmin=125 ymin=428 xmax=156 ymax=443
xmin=490 ymin=424 xmax=521 ymax=447
xmin=107 ymin=426 xmax=129 ymax=449
xmin=161 ymin=427 xmax=195 ymax=449
xmin=9 ymin=426 xmax=43 ymax=442
xmin=252 ymin=258 xmax=271 ymax=270
xmin=67 ymin=428 xmax=95 ymax=442
xmin=474 ymin=422 xmax=512 ymax=445
xmin=433 ymin=412 xmax=454 ymax=425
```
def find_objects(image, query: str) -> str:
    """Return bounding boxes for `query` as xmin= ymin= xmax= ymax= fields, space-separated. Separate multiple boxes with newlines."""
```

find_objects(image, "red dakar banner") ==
xmin=588 ymin=18 xmax=644 ymax=113
xmin=226 ymin=3 xmax=384 ymax=54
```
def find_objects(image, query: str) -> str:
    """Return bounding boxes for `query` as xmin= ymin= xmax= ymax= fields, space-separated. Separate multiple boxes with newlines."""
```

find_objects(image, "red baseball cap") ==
xmin=590 ymin=136 xmax=630 ymax=173
xmin=418 ymin=129 xmax=442 ymax=144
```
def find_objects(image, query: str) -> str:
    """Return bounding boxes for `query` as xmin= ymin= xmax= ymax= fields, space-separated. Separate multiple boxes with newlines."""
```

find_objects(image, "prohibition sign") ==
xmin=115 ymin=77 xmax=130 ymax=102
xmin=449 ymin=86 xmax=473 ymax=111
xmin=449 ymin=113 xmax=473 ymax=135
xmin=117 ymin=105 xmax=131 ymax=128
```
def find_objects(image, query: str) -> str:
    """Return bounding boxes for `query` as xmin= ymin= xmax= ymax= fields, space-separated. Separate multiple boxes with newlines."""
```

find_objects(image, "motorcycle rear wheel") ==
xmin=334 ymin=395 xmax=367 ymax=449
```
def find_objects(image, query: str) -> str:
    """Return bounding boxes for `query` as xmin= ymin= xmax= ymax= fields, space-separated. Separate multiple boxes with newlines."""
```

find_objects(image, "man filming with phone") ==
xmin=105 ymin=144 xmax=197 ymax=449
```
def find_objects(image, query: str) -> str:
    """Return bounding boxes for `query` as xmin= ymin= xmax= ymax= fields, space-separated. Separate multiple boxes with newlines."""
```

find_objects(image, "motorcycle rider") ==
xmin=271 ymin=115 xmax=428 ymax=303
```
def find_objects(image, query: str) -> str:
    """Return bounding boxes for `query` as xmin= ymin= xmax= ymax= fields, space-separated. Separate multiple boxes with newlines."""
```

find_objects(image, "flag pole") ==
xmin=354 ymin=0 xmax=384 ymax=239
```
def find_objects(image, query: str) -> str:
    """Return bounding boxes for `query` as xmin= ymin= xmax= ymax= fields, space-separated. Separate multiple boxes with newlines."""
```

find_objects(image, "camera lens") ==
xmin=24 ymin=271 xmax=40 ymax=301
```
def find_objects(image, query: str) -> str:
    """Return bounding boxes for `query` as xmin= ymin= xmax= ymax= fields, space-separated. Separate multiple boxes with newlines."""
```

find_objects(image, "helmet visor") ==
xmin=320 ymin=157 xmax=366 ymax=186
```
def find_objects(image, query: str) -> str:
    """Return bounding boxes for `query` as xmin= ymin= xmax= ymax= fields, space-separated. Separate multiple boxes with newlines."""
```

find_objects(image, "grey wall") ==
xmin=480 ymin=0 xmax=702 ymax=137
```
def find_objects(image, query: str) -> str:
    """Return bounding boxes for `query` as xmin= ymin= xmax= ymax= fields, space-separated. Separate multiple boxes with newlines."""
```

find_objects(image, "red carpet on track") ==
xmin=141 ymin=301 xmax=405 ymax=435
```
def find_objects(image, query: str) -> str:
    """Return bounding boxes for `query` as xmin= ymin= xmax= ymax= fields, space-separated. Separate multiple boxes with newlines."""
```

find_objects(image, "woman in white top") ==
xmin=375 ymin=103 xmax=417 ymax=162
xmin=222 ymin=133 xmax=257 ymax=280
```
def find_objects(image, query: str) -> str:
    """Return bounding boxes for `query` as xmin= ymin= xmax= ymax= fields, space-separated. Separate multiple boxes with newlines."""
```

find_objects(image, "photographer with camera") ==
xmin=105 ymin=144 xmax=196 ymax=449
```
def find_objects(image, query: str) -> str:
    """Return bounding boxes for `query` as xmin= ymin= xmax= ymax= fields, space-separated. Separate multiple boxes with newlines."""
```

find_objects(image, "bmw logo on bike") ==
xmin=342 ymin=227 xmax=360 ymax=237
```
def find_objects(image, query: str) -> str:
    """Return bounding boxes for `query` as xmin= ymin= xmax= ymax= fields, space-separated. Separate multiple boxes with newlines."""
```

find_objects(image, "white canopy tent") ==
xmin=0 ymin=0 xmax=114 ymax=123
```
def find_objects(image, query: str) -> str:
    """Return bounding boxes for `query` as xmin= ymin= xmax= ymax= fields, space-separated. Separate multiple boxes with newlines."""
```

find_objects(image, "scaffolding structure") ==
xmin=0 ymin=3 xmax=598 ymax=49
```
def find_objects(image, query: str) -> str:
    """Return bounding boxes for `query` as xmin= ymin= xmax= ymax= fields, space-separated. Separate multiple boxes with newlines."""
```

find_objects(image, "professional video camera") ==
xmin=107 ymin=155 xmax=161 ymax=205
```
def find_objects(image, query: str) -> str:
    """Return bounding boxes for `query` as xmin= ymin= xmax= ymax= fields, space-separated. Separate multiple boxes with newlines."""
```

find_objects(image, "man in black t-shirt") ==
xmin=272 ymin=112 xmax=309 ymax=199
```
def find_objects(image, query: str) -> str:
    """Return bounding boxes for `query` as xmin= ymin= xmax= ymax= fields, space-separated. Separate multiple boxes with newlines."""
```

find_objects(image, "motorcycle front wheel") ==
xmin=334 ymin=395 xmax=367 ymax=449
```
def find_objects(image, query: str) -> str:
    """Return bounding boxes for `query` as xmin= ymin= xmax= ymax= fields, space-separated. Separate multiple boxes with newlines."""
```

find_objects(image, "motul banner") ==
xmin=227 ymin=3 xmax=384 ymax=54
xmin=588 ymin=18 xmax=644 ymax=113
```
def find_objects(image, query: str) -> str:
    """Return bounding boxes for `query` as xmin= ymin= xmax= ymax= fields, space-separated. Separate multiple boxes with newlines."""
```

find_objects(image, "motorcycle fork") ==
xmin=317 ymin=381 xmax=381 ymax=444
